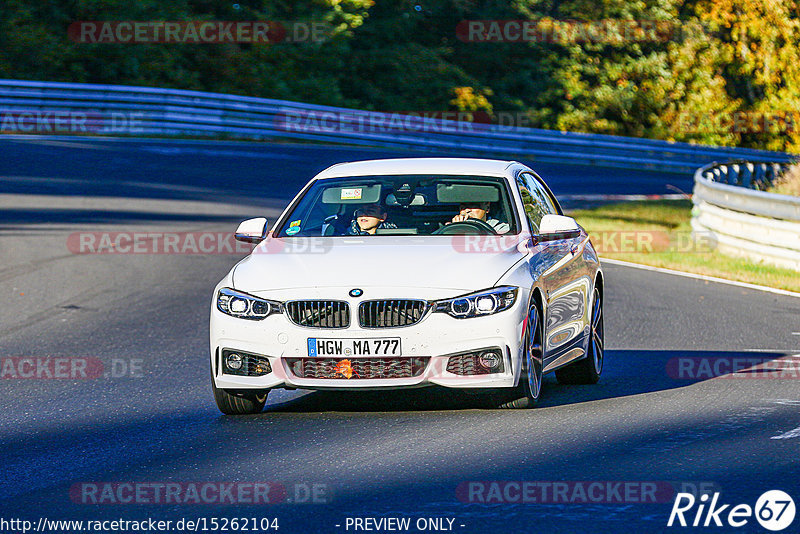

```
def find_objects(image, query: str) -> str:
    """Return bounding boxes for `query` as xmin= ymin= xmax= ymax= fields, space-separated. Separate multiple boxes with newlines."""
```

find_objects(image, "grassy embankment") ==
xmin=569 ymin=200 xmax=800 ymax=293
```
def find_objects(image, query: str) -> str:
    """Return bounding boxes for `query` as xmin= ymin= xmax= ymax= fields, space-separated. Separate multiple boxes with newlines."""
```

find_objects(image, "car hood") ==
xmin=232 ymin=235 xmax=527 ymax=293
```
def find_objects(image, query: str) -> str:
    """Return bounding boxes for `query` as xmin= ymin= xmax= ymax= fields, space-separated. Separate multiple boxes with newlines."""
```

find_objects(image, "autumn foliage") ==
xmin=0 ymin=0 xmax=797 ymax=152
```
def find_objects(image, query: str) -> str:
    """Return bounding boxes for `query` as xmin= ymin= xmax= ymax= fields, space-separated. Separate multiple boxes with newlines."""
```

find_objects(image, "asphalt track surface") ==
xmin=1 ymin=136 xmax=799 ymax=534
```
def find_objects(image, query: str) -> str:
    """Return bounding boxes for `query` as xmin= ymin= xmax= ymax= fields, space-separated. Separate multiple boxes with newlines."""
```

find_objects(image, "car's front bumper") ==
xmin=210 ymin=287 xmax=526 ymax=391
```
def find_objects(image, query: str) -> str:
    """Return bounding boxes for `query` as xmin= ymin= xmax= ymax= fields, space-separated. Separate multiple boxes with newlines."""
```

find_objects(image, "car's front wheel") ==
xmin=211 ymin=372 xmax=269 ymax=415
xmin=497 ymin=301 xmax=543 ymax=409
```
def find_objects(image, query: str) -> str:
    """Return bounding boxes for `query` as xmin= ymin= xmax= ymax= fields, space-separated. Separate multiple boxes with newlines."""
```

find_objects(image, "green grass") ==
xmin=767 ymin=163 xmax=800 ymax=197
xmin=568 ymin=199 xmax=800 ymax=293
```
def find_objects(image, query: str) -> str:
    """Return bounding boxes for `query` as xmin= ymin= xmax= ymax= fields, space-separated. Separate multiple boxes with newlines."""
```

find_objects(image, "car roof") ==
xmin=314 ymin=158 xmax=520 ymax=179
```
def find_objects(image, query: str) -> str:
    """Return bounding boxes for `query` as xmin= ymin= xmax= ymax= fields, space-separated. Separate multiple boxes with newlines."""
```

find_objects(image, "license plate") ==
xmin=308 ymin=337 xmax=401 ymax=357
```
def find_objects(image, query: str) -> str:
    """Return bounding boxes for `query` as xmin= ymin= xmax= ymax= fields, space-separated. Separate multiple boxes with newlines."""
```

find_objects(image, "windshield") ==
xmin=275 ymin=175 xmax=518 ymax=237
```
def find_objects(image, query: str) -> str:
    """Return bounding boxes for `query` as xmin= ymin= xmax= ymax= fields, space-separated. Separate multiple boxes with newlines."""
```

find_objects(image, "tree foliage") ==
xmin=0 ymin=0 xmax=797 ymax=151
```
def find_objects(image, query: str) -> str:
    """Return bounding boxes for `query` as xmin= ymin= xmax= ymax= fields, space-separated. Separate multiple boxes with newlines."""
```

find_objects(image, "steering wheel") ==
xmin=432 ymin=218 xmax=498 ymax=235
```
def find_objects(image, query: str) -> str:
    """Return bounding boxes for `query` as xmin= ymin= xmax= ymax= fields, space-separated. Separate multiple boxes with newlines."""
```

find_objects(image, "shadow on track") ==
xmin=259 ymin=349 xmax=792 ymax=414
xmin=0 ymin=208 xmax=251 ymax=225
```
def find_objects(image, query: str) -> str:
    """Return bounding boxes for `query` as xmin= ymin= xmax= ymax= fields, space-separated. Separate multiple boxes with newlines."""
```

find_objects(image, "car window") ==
xmin=522 ymin=172 xmax=560 ymax=216
xmin=274 ymin=174 xmax=518 ymax=237
xmin=515 ymin=172 xmax=553 ymax=233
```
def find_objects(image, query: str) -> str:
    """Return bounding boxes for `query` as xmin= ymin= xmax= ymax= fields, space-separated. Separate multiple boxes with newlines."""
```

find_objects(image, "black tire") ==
xmin=555 ymin=286 xmax=604 ymax=385
xmin=496 ymin=300 xmax=544 ymax=409
xmin=211 ymin=365 xmax=268 ymax=415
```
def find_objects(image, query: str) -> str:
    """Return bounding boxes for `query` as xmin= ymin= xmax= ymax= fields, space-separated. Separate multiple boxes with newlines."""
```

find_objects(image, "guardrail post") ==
xmin=730 ymin=163 xmax=741 ymax=186
xmin=743 ymin=162 xmax=754 ymax=188
xmin=717 ymin=165 xmax=728 ymax=184
xmin=752 ymin=163 xmax=766 ymax=190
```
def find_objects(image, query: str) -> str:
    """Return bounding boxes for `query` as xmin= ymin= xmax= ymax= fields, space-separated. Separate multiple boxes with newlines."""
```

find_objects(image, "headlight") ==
xmin=434 ymin=286 xmax=518 ymax=319
xmin=216 ymin=288 xmax=282 ymax=320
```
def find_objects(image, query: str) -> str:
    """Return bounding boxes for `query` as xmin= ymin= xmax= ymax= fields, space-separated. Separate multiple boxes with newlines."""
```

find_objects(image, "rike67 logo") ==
xmin=668 ymin=490 xmax=795 ymax=531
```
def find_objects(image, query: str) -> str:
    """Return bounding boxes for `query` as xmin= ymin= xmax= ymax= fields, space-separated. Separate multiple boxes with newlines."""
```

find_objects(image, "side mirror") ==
xmin=535 ymin=214 xmax=581 ymax=243
xmin=234 ymin=217 xmax=268 ymax=243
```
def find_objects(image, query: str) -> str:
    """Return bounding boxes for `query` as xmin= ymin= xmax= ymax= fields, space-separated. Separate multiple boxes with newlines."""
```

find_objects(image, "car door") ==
xmin=516 ymin=171 xmax=590 ymax=368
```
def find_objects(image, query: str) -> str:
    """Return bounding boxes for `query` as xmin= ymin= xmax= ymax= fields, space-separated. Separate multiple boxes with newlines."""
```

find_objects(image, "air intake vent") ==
xmin=358 ymin=300 xmax=428 ymax=328
xmin=286 ymin=357 xmax=429 ymax=379
xmin=285 ymin=300 xmax=350 ymax=328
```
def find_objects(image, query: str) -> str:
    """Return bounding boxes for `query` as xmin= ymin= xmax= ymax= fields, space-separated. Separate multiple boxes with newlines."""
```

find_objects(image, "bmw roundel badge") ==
xmin=349 ymin=288 xmax=363 ymax=298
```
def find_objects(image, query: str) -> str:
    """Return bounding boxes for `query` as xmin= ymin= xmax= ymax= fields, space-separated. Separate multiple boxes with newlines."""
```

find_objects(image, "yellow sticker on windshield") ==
xmin=289 ymin=220 xmax=301 ymax=227
xmin=341 ymin=188 xmax=363 ymax=200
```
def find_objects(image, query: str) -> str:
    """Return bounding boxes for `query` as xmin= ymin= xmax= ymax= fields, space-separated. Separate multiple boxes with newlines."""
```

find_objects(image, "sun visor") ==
xmin=321 ymin=185 xmax=382 ymax=204
xmin=436 ymin=183 xmax=500 ymax=203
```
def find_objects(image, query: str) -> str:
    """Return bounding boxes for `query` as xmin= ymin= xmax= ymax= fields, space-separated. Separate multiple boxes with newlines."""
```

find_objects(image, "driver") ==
xmin=450 ymin=202 xmax=510 ymax=234
xmin=346 ymin=204 xmax=397 ymax=235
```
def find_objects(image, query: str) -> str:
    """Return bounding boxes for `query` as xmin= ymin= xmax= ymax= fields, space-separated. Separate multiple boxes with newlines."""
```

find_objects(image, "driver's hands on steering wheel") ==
xmin=434 ymin=216 xmax=498 ymax=235
xmin=450 ymin=214 xmax=476 ymax=223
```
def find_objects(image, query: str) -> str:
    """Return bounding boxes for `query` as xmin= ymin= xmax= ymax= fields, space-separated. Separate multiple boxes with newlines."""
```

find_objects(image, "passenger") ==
xmin=346 ymin=204 xmax=398 ymax=235
xmin=449 ymin=202 xmax=510 ymax=234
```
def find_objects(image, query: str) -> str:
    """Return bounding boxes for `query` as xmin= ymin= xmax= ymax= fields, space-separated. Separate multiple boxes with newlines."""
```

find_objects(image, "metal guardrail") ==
xmin=692 ymin=161 xmax=800 ymax=271
xmin=0 ymin=79 xmax=794 ymax=173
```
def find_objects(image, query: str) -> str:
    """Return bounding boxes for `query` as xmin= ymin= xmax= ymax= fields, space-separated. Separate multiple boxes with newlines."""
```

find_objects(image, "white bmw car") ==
xmin=210 ymin=158 xmax=603 ymax=414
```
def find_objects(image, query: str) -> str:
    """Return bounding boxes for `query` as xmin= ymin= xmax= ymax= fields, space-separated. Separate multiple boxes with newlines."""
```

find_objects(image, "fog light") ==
xmin=226 ymin=352 xmax=243 ymax=370
xmin=478 ymin=351 xmax=501 ymax=370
